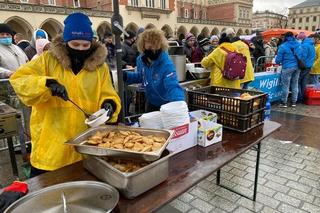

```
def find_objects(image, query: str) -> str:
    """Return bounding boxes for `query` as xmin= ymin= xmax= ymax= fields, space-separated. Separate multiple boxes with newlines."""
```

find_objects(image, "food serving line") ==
xmin=4 ymin=59 xmax=282 ymax=212
xmin=22 ymin=121 xmax=280 ymax=213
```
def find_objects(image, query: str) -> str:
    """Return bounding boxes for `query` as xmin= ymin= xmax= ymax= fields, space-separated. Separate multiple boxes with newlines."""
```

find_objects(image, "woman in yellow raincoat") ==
xmin=10 ymin=13 xmax=121 ymax=176
xmin=201 ymin=33 xmax=241 ymax=89
xmin=232 ymin=37 xmax=254 ymax=89
xmin=310 ymin=33 xmax=320 ymax=85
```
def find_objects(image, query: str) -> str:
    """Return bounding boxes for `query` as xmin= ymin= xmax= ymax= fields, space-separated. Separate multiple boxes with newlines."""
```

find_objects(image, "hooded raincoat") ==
xmin=10 ymin=36 xmax=121 ymax=171
xmin=275 ymin=36 xmax=302 ymax=69
xmin=201 ymin=42 xmax=241 ymax=89
xmin=311 ymin=43 xmax=320 ymax=74
xmin=233 ymin=40 xmax=254 ymax=83
xmin=24 ymin=29 xmax=49 ymax=61
xmin=301 ymin=38 xmax=316 ymax=69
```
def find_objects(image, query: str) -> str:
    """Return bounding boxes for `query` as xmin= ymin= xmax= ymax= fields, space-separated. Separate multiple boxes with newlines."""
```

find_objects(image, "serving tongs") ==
xmin=67 ymin=98 xmax=97 ymax=121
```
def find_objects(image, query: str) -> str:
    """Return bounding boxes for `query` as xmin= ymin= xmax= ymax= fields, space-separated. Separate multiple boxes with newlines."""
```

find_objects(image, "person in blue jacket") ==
xmin=124 ymin=29 xmax=185 ymax=112
xmin=276 ymin=32 xmax=303 ymax=107
xmin=298 ymin=36 xmax=316 ymax=102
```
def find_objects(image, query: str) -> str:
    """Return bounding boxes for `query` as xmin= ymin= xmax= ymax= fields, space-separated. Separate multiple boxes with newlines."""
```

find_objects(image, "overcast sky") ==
xmin=253 ymin=0 xmax=305 ymax=13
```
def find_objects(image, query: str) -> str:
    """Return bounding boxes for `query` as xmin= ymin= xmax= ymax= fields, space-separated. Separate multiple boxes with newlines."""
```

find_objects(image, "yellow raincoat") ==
xmin=201 ymin=42 xmax=241 ymax=89
xmin=311 ymin=43 xmax=320 ymax=74
xmin=233 ymin=40 xmax=254 ymax=83
xmin=10 ymin=37 xmax=121 ymax=171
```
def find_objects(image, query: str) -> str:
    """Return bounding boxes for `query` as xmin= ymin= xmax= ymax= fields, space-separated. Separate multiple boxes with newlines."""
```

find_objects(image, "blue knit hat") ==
xmin=63 ymin=13 xmax=93 ymax=42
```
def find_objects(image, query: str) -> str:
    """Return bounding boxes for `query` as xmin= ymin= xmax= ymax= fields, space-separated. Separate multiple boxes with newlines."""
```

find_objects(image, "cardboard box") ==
xmin=197 ymin=123 xmax=223 ymax=147
xmin=190 ymin=110 xmax=217 ymax=129
xmin=190 ymin=110 xmax=223 ymax=147
xmin=166 ymin=120 xmax=198 ymax=154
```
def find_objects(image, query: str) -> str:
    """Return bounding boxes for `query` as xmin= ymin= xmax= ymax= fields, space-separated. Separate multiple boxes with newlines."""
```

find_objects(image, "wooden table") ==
xmin=26 ymin=121 xmax=281 ymax=213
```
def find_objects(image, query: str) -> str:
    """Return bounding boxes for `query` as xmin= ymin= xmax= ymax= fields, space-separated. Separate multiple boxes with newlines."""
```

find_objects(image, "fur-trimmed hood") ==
xmin=49 ymin=35 xmax=107 ymax=71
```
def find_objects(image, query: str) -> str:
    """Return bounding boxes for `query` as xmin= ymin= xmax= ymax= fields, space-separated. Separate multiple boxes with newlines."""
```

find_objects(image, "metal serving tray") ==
xmin=83 ymin=150 xmax=173 ymax=199
xmin=4 ymin=181 xmax=119 ymax=213
xmin=66 ymin=125 xmax=174 ymax=161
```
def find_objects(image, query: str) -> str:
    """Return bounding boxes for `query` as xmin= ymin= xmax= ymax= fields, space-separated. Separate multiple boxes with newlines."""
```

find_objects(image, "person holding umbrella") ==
xmin=124 ymin=29 xmax=185 ymax=112
xmin=10 ymin=13 xmax=121 ymax=177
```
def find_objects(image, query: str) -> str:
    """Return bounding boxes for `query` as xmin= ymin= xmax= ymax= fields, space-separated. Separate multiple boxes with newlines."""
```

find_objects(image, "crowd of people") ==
xmin=1 ymin=12 xmax=320 ymax=176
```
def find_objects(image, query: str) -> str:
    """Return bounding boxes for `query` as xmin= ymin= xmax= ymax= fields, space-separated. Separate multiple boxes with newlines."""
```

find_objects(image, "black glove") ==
xmin=101 ymin=100 xmax=115 ymax=118
xmin=46 ymin=79 xmax=69 ymax=101
xmin=0 ymin=191 xmax=24 ymax=212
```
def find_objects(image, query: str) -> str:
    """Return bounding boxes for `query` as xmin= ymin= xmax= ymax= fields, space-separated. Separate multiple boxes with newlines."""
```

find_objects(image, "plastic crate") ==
xmin=187 ymin=86 xmax=267 ymax=117
xmin=305 ymin=86 xmax=320 ymax=99
xmin=189 ymin=105 xmax=264 ymax=132
xmin=305 ymin=98 xmax=320 ymax=106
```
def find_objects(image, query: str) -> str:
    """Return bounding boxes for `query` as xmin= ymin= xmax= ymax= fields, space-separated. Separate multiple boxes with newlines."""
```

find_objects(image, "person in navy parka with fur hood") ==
xmin=125 ymin=29 xmax=185 ymax=112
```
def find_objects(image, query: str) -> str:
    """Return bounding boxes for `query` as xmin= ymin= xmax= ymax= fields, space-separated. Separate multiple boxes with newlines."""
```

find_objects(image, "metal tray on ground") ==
xmin=83 ymin=150 xmax=173 ymax=199
xmin=4 ymin=181 xmax=119 ymax=213
xmin=66 ymin=125 xmax=174 ymax=161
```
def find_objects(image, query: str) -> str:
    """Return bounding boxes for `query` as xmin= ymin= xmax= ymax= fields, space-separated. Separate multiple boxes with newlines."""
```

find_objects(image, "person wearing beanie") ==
xmin=24 ymin=29 xmax=49 ymax=60
xmin=192 ymin=35 xmax=212 ymax=62
xmin=210 ymin=35 xmax=219 ymax=50
xmin=103 ymin=31 xmax=116 ymax=68
xmin=0 ymin=23 xmax=28 ymax=79
xmin=32 ymin=38 xmax=51 ymax=60
xmin=183 ymin=32 xmax=197 ymax=62
xmin=201 ymin=33 xmax=241 ymax=89
xmin=121 ymin=30 xmax=137 ymax=68
xmin=297 ymin=32 xmax=307 ymax=42
xmin=10 ymin=12 xmax=121 ymax=176
xmin=276 ymin=31 xmax=303 ymax=107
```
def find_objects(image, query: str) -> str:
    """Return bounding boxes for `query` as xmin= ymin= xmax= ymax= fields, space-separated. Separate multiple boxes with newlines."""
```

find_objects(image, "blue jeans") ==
xmin=280 ymin=68 xmax=300 ymax=104
xmin=298 ymin=68 xmax=310 ymax=102
xmin=310 ymin=74 xmax=320 ymax=85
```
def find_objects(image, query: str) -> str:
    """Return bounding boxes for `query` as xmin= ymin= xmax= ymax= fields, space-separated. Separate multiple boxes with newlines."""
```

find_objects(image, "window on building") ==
xmin=203 ymin=11 xmax=206 ymax=19
xmin=184 ymin=9 xmax=189 ymax=18
xmin=160 ymin=0 xmax=166 ymax=9
xmin=20 ymin=0 xmax=28 ymax=2
xmin=146 ymin=0 xmax=155 ymax=8
xmin=299 ymin=17 xmax=302 ymax=23
xmin=314 ymin=16 xmax=317 ymax=22
xmin=298 ymin=27 xmax=302 ymax=29
xmin=305 ymin=26 xmax=309 ymax=30
xmin=73 ymin=0 xmax=80 ymax=7
xmin=48 ymin=0 xmax=55 ymax=5
xmin=131 ymin=0 xmax=138 ymax=6
xmin=194 ymin=11 xmax=197 ymax=19
xmin=306 ymin=17 xmax=309 ymax=22
xmin=312 ymin=26 xmax=316 ymax=31
xmin=292 ymin=18 xmax=296 ymax=23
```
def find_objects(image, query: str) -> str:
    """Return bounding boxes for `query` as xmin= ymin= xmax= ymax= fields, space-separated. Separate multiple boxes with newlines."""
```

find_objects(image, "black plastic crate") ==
xmin=189 ymin=105 xmax=265 ymax=132
xmin=187 ymin=86 xmax=267 ymax=117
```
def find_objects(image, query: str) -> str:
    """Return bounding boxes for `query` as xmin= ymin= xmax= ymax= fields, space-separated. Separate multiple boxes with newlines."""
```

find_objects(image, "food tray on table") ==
xmin=83 ymin=150 xmax=174 ymax=199
xmin=66 ymin=125 xmax=174 ymax=161
xmin=187 ymin=86 xmax=267 ymax=116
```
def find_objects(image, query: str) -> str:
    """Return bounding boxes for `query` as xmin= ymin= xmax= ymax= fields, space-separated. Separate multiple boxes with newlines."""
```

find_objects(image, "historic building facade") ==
xmin=288 ymin=0 xmax=320 ymax=31
xmin=252 ymin=10 xmax=288 ymax=31
xmin=0 ymin=0 xmax=253 ymax=41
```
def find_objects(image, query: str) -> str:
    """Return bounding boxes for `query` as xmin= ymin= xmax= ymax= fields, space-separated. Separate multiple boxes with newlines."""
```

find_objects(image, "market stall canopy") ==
xmin=261 ymin=28 xmax=313 ymax=41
